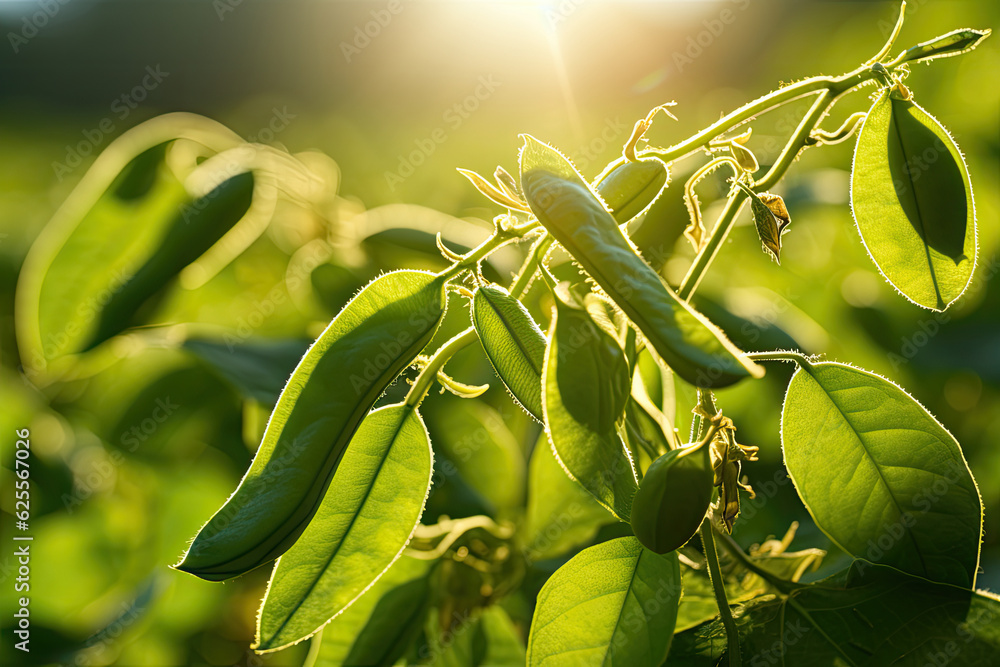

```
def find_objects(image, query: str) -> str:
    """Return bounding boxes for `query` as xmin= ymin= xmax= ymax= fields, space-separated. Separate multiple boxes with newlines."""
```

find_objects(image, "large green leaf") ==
xmin=176 ymin=270 xmax=446 ymax=581
xmin=315 ymin=556 xmax=431 ymax=666
xmin=183 ymin=338 xmax=310 ymax=405
xmin=255 ymin=403 xmax=434 ymax=652
xmin=543 ymin=283 xmax=638 ymax=522
xmin=426 ymin=399 xmax=526 ymax=514
xmin=521 ymin=434 xmax=615 ymax=563
xmin=519 ymin=135 xmax=763 ymax=389
xmin=851 ymin=89 xmax=976 ymax=311
xmin=668 ymin=561 xmax=1000 ymax=666
xmin=782 ymin=361 xmax=982 ymax=588
xmin=472 ymin=284 xmax=547 ymax=421
xmin=527 ymin=536 xmax=681 ymax=667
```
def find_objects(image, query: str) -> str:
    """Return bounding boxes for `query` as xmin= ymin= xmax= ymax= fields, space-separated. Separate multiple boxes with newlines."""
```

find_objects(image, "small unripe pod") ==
xmin=595 ymin=158 xmax=669 ymax=224
xmin=630 ymin=446 xmax=714 ymax=554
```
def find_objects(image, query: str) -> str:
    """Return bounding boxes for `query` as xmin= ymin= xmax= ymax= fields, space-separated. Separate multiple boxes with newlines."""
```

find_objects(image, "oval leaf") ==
xmin=527 ymin=536 xmax=681 ymax=667
xmin=543 ymin=284 xmax=638 ymax=522
xmin=255 ymin=403 xmax=434 ymax=652
xmin=175 ymin=270 xmax=446 ymax=581
xmin=340 ymin=567 xmax=432 ymax=667
xmin=472 ymin=284 xmax=546 ymax=421
xmin=782 ymin=361 xmax=982 ymax=588
xmin=519 ymin=135 xmax=763 ymax=388
xmin=851 ymin=89 xmax=976 ymax=311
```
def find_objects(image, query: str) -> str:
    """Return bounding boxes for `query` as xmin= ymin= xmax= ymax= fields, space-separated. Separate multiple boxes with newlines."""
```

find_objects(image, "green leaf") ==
xmin=425 ymin=399 xmax=526 ymax=514
xmin=675 ymin=545 xmax=824 ymax=633
xmin=543 ymin=283 xmax=638 ymax=522
xmin=472 ymin=284 xmax=547 ymax=421
xmin=424 ymin=606 xmax=526 ymax=667
xmin=521 ymin=434 xmax=615 ymax=563
xmin=341 ymin=569 xmax=433 ymax=667
xmin=315 ymin=556 xmax=431 ymax=666
xmin=183 ymin=338 xmax=310 ymax=405
xmin=734 ymin=183 xmax=791 ymax=263
xmin=782 ymin=361 xmax=982 ymax=588
xmin=851 ymin=89 xmax=976 ymax=311
xmin=527 ymin=536 xmax=681 ymax=667
xmin=669 ymin=561 xmax=1000 ymax=666
xmin=176 ymin=270 xmax=447 ymax=581
xmin=86 ymin=171 xmax=255 ymax=350
xmin=519 ymin=135 xmax=763 ymax=389
xmin=255 ymin=403 xmax=434 ymax=652
xmin=19 ymin=140 xmax=188 ymax=369
xmin=480 ymin=606 xmax=528 ymax=666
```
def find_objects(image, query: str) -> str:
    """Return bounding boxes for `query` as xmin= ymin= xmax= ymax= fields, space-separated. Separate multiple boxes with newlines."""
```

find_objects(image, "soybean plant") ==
xmin=17 ymin=3 xmax=998 ymax=665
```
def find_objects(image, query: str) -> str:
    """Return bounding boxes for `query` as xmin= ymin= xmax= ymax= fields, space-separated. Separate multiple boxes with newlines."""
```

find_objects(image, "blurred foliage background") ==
xmin=0 ymin=0 xmax=997 ymax=664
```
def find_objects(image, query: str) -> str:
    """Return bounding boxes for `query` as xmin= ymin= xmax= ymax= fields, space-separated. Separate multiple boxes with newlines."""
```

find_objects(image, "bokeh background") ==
xmin=1 ymin=0 xmax=997 ymax=664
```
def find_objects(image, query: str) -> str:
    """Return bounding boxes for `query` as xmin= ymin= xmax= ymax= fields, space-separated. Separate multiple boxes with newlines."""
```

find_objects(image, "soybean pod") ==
xmin=175 ymin=270 xmax=448 ymax=581
xmin=594 ymin=157 xmax=669 ymax=224
xmin=519 ymin=135 xmax=763 ymax=389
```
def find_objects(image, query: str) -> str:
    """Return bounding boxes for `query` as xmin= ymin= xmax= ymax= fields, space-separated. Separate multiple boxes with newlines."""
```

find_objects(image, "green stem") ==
xmin=509 ymin=234 xmax=553 ymax=299
xmin=745 ymin=350 xmax=812 ymax=369
xmin=404 ymin=328 xmax=478 ymax=408
xmin=406 ymin=234 xmax=552 ymax=410
xmin=677 ymin=90 xmax=831 ymax=300
xmin=701 ymin=519 xmax=742 ymax=667
xmin=441 ymin=221 xmax=539 ymax=280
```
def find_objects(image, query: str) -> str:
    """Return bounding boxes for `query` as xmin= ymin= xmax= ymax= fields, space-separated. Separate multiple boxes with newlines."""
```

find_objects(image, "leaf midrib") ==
xmin=888 ymin=98 xmax=944 ymax=309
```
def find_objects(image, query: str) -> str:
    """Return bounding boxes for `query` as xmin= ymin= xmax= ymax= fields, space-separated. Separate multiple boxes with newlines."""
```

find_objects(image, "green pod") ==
xmin=594 ymin=158 xmax=669 ymax=224
xmin=630 ymin=447 xmax=714 ymax=554
xmin=84 ymin=171 xmax=255 ymax=350
xmin=471 ymin=284 xmax=546 ymax=421
xmin=543 ymin=283 xmax=638 ymax=522
xmin=175 ymin=270 xmax=448 ymax=581
xmin=519 ymin=135 xmax=763 ymax=389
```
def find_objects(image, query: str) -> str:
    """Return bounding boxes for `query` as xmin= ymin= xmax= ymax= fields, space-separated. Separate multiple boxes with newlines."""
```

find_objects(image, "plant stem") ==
xmin=441 ymin=220 xmax=539 ymax=280
xmin=677 ymin=89 xmax=831 ymax=300
xmin=406 ymin=234 xmax=552 ymax=410
xmin=745 ymin=350 xmax=812 ymax=369
xmin=404 ymin=328 xmax=478 ymax=408
xmin=509 ymin=234 xmax=553 ymax=299
xmin=700 ymin=518 xmax=742 ymax=667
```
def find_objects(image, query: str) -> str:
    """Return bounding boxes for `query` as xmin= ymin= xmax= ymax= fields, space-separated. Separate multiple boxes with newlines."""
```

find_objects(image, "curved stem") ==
xmin=678 ymin=90 xmax=832 ymax=300
xmin=407 ymin=234 xmax=552 ymax=410
xmin=508 ymin=234 xmax=553 ymax=299
xmin=701 ymin=519 xmax=742 ymax=667
xmin=404 ymin=328 xmax=478 ymax=408
xmin=745 ymin=350 xmax=812 ymax=369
